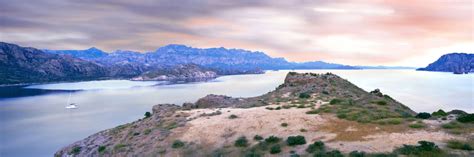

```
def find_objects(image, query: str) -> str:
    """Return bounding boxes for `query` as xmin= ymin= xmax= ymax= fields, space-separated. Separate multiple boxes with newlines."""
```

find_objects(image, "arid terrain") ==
xmin=55 ymin=72 xmax=474 ymax=157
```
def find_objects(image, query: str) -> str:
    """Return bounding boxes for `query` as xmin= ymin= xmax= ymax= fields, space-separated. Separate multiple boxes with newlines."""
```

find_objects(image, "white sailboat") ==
xmin=65 ymin=92 xmax=78 ymax=109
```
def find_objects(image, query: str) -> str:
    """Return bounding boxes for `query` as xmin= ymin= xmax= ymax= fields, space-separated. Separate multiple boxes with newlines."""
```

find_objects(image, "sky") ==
xmin=0 ymin=0 xmax=472 ymax=66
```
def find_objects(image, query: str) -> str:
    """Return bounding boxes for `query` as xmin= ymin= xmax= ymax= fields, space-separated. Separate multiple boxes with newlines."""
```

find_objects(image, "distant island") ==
xmin=417 ymin=53 xmax=473 ymax=74
xmin=55 ymin=72 xmax=473 ymax=157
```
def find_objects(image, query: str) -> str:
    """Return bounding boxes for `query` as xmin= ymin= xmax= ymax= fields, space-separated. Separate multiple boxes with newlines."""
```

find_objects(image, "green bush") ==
xmin=254 ymin=135 xmax=263 ymax=141
xmin=409 ymin=123 xmax=425 ymax=128
xmin=415 ymin=112 xmax=431 ymax=119
xmin=286 ymin=135 xmax=306 ymax=146
xmin=265 ymin=136 xmax=280 ymax=143
xmin=375 ymin=100 xmax=387 ymax=106
xmin=144 ymin=112 xmax=151 ymax=118
xmin=275 ymin=106 xmax=282 ymax=110
xmin=395 ymin=141 xmax=443 ymax=156
xmin=98 ymin=145 xmax=106 ymax=153
xmin=229 ymin=114 xmax=238 ymax=119
xmin=330 ymin=99 xmax=343 ymax=105
xmin=325 ymin=150 xmax=344 ymax=157
xmin=299 ymin=93 xmax=311 ymax=99
xmin=172 ymin=140 xmax=185 ymax=148
xmin=441 ymin=122 xmax=462 ymax=129
xmin=281 ymin=123 xmax=288 ymax=127
xmin=269 ymin=145 xmax=281 ymax=154
xmin=349 ymin=151 xmax=366 ymax=157
xmin=297 ymin=104 xmax=306 ymax=108
xmin=69 ymin=146 xmax=81 ymax=155
xmin=234 ymin=136 xmax=249 ymax=147
xmin=447 ymin=140 xmax=473 ymax=151
xmin=432 ymin=109 xmax=448 ymax=117
xmin=456 ymin=113 xmax=474 ymax=123
xmin=306 ymin=141 xmax=325 ymax=153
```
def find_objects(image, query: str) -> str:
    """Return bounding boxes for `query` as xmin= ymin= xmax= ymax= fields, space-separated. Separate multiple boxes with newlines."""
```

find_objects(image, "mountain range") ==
xmin=417 ymin=53 xmax=473 ymax=74
xmin=1 ymin=41 xmax=420 ymax=85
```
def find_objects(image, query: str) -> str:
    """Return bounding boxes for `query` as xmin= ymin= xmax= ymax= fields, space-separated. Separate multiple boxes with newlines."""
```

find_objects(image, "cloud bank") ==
xmin=0 ymin=0 xmax=472 ymax=66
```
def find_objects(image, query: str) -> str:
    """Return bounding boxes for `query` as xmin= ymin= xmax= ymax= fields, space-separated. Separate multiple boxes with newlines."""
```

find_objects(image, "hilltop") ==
xmin=55 ymin=72 xmax=473 ymax=157
xmin=417 ymin=53 xmax=473 ymax=74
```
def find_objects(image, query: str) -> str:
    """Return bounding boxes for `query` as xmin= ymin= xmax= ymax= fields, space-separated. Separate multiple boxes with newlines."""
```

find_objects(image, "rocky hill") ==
xmin=132 ymin=64 xmax=218 ymax=81
xmin=417 ymin=53 xmax=473 ymax=74
xmin=54 ymin=72 xmax=474 ymax=157
xmin=0 ymin=42 xmax=109 ymax=84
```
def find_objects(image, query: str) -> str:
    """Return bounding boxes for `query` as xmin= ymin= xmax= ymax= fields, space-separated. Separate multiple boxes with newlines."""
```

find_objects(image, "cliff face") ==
xmin=417 ymin=53 xmax=474 ymax=74
xmin=0 ymin=42 xmax=109 ymax=84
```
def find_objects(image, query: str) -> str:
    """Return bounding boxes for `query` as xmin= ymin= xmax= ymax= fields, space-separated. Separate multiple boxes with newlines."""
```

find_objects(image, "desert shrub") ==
xmin=281 ymin=123 xmax=288 ymax=127
xmin=306 ymin=141 xmax=325 ymax=153
xmin=330 ymin=99 xmax=343 ymax=105
xmin=244 ymin=150 xmax=262 ymax=157
xmin=70 ymin=146 xmax=81 ymax=155
xmin=299 ymin=93 xmax=311 ymax=99
xmin=456 ymin=113 xmax=474 ymax=123
xmin=172 ymin=140 xmax=185 ymax=148
xmin=255 ymin=141 xmax=270 ymax=150
xmin=431 ymin=109 xmax=448 ymax=117
xmin=322 ymin=91 xmax=329 ymax=95
xmin=234 ymin=136 xmax=248 ymax=147
xmin=442 ymin=122 xmax=462 ymax=129
xmin=395 ymin=141 xmax=442 ymax=156
xmin=269 ymin=145 xmax=281 ymax=154
xmin=133 ymin=132 xmax=140 ymax=136
xmin=286 ymin=135 xmax=306 ymax=146
xmin=275 ymin=106 xmax=281 ymax=110
xmin=144 ymin=129 xmax=152 ymax=135
xmin=265 ymin=136 xmax=280 ymax=143
xmin=349 ymin=151 xmax=366 ymax=157
xmin=229 ymin=114 xmax=238 ymax=119
xmin=253 ymin=135 xmax=264 ymax=141
xmin=376 ymin=118 xmax=403 ymax=125
xmin=265 ymin=107 xmax=274 ymax=110
xmin=98 ymin=145 xmax=106 ymax=153
xmin=325 ymin=150 xmax=343 ymax=157
xmin=300 ymin=129 xmax=307 ymax=132
xmin=447 ymin=140 xmax=473 ymax=151
xmin=375 ymin=100 xmax=387 ymax=106
xmin=409 ymin=123 xmax=425 ymax=128
xmin=306 ymin=110 xmax=319 ymax=114
xmin=297 ymin=104 xmax=306 ymax=108
xmin=144 ymin=112 xmax=151 ymax=118
xmin=114 ymin=144 xmax=127 ymax=151
xmin=415 ymin=112 xmax=431 ymax=119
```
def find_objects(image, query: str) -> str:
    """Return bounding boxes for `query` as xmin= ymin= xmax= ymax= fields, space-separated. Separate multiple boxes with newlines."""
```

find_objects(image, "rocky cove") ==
xmin=55 ymin=72 xmax=474 ymax=157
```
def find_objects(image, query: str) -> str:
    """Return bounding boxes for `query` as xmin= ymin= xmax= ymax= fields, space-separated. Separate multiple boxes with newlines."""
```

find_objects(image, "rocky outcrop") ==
xmin=56 ymin=72 xmax=420 ymax=157
xmin=417 ymin=53 xmax=473 ymax=74
xmin=131 ymin=64 xmax=217 ymax=81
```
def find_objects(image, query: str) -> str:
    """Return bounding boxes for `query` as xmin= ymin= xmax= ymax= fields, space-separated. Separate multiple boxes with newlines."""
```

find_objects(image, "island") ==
xmin=55 ymin=72 xmax=473 ymax=157
xmin=417 ymin=53 xmax=473 ymax=74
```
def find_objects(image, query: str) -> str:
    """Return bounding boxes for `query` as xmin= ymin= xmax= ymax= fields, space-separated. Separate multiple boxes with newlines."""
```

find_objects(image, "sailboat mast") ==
xmin=67 ymin=92 xmax=71 ymax=105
